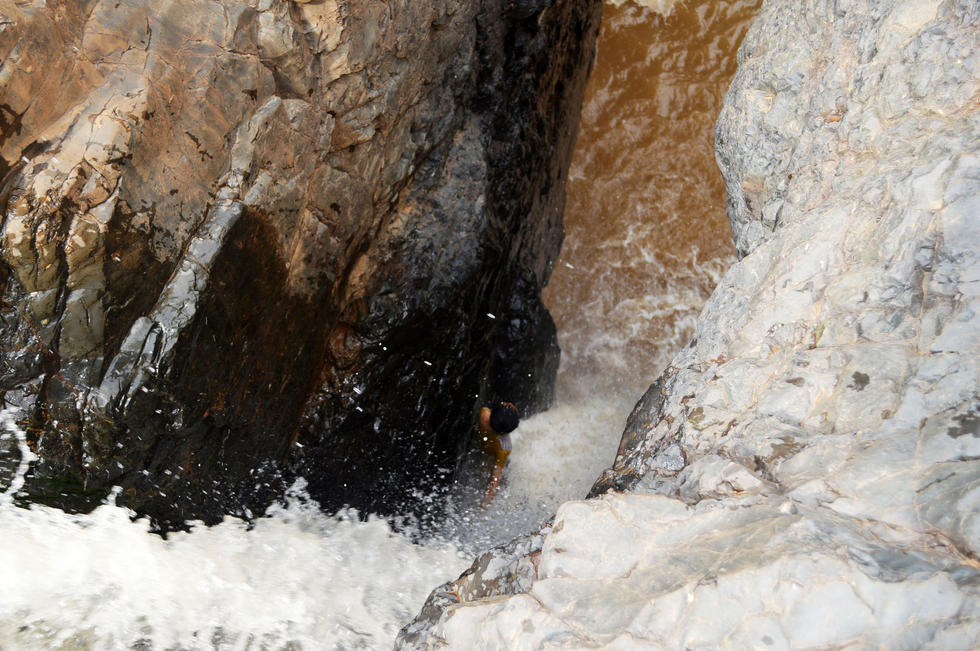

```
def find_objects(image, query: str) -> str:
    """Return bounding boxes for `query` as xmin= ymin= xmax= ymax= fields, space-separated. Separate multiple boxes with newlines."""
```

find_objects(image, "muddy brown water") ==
xmin=545 ymin=0 xmax=761 ymax=402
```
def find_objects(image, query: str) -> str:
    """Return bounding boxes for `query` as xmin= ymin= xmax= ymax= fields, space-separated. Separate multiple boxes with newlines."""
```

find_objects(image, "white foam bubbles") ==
xmin=442 ymin=396 xmax=630 ymax=551
xmin=505 ymin=397 xmax=629 ymax=510
xmin=0 ymin=474 xmax=468 ymax=650
xmin=605 ymin=0 xmax=680 ymax=15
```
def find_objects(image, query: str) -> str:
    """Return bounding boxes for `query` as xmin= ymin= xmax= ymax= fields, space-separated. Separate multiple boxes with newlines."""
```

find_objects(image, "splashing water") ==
xmin=0 ymin=423 xmax=468 ymax=650
xmin=0 ymin=396 xmax=629 ymax=650
xmin=439 ymin=396 xmax=634 ymax=551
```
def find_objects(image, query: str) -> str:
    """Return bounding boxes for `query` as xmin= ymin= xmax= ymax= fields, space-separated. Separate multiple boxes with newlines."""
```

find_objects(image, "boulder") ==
xmin=0 ymin=0 xmax=601 ymax=526
xmin=399 ymin=0 xmax=980 ymax=647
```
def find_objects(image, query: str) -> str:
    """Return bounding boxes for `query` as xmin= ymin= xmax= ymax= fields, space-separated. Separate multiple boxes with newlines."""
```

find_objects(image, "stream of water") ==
xmin=0 ymin=1 xmax=758 ymax=648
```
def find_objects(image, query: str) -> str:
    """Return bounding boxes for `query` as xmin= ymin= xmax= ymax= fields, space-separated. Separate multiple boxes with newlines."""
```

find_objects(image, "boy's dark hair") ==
xmin=490 ymin=402 xmax=520 ymax=434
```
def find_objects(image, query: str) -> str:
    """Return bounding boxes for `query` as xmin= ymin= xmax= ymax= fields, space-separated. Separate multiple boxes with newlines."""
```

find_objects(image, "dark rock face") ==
xmin=0 ymin=0 xmax=601 ymax=526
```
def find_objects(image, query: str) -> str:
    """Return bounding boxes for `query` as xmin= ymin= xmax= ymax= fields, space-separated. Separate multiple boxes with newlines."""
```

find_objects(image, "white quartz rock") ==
xmin=429 ymin=493 xmax=979 ymax=649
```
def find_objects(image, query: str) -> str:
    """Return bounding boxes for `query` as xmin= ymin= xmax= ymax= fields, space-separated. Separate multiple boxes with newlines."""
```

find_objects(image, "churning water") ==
xmin=0 ymin=460 xmax=466 ymax=649
xmin=0 ymin=1 xmax=758 ymax=648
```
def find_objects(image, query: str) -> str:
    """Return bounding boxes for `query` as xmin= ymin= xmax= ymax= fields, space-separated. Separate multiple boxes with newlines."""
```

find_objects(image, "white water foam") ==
xmin=0 ymin=392 xmax=633 ymax=650
xmin=441 ymin=396 xmax=629 ymax=551
xmin=605 ymin=0 xmax=680 ymax=14
xmin=0 ymin=416 xmax=468 ymax=650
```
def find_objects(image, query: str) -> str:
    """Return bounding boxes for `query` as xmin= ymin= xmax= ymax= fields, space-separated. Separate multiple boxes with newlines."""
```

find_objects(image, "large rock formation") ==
xmin=0 ymin=0 xmax=601 ymax=526
xmin=399 ymin=0 xmax=980 ymax=647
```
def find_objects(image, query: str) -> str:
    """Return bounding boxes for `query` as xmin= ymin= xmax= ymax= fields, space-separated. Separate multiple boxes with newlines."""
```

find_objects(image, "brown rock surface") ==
xmin=0 ymin=0 xmax=601 ymax=526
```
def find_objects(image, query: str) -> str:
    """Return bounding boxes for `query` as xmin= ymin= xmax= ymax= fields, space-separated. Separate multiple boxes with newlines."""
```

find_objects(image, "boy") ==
xmin=478 ymin=402 xmax=520 ymax=507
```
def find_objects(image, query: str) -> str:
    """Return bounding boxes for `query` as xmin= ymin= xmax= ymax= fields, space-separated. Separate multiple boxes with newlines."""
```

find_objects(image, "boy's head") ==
xmin=490 ymin=402 xmax=520 ymax=434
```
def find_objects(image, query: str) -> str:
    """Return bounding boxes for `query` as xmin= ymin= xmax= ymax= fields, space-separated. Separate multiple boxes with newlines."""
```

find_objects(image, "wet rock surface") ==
xmin=0 ymin=0 xmax=601 ymax=526
xmin=399 ymin=0 xmax=980 ymax=647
